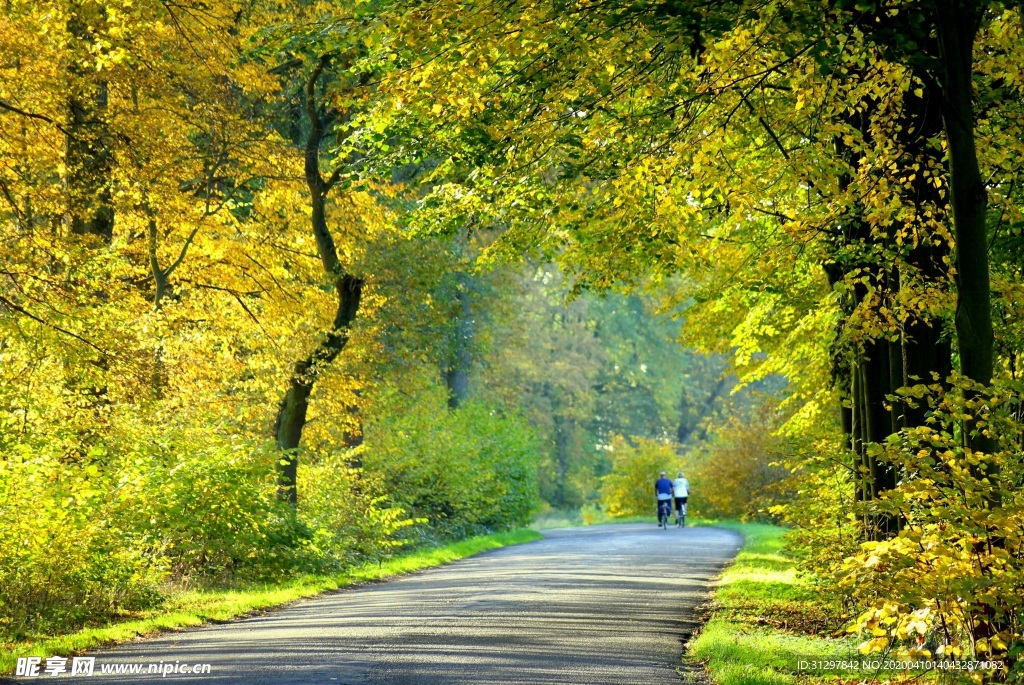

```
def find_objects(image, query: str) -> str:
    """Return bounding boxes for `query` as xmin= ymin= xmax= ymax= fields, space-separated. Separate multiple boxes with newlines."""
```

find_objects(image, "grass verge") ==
xmin=0 ymin=529 xmax=542 ymax=674
xmin=689 ymin=522 xmax=859 ymax=685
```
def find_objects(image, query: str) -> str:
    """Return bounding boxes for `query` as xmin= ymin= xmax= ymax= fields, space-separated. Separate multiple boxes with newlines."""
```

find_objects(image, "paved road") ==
xmin=13 ymin=524 xmax=743 ymax=685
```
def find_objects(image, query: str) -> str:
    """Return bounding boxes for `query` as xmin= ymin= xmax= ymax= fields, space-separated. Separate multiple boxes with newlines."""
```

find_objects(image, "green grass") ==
xmin=0 ymin=529 xmax=542 ymax=674
xmin=689 ymin=522 xmax=860 ymax=685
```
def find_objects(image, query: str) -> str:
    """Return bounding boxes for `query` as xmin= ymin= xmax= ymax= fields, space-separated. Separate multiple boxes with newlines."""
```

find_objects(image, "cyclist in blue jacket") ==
xmin=655 ymin=472 xmax=674 ymax=525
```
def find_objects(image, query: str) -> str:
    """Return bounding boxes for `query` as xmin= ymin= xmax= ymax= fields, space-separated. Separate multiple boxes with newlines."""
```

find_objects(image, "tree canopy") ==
xmin=4 ymin=0 xmax=1024 ymax=674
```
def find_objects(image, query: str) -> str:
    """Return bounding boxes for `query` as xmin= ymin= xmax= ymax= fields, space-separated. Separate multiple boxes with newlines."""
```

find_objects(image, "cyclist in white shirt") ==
xmin=673 ymin=472 xmax=689 ymax=525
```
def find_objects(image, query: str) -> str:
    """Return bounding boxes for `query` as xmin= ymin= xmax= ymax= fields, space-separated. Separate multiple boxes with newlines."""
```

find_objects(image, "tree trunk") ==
xmin=899 ymin=59 xmax=954 ymax=418
xmin=274 ymin=57 xmax=364 ymax=504
xmin=66 ymin=3 xmax=113 ymax=243
xmin=864 ymin=340 xmax=898 ymax=538
xmin=935 ymin=0 xmax=994 ymax=391
xmin=275 ymin=275 xmax=362 ymax=503
xmin=828 ymin=60 xmax=955 ymax=539
xmin=677 ymin=374 xmax=728 ymax=445
xmin=934 ymin=1 xmax=1007 ymax=653
xmin=886 ymin=337 xmax=903 ymax=434
xmin=444 ymin=273 xmax=473 ymax=409
xmin=552 ymin=411 xmax=572 ymax=507
xmin=839 ymin=382 xmax=854 ymax=451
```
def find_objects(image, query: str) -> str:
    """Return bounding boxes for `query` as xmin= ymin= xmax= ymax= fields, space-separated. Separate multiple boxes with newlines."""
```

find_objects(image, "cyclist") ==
xmin=673 ymin=471 xmax=689 ymax=526
xmin=655 ymin=471 xmax=674 ymax=527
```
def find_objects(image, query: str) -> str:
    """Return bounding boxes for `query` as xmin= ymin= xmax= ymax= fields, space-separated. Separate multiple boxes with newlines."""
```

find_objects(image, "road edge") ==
xmin=0 ymin=529 xmax=543 ymax=676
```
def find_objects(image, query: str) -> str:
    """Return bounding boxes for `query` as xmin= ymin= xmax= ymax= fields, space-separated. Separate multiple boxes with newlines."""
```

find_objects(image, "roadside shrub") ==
xmin=113 ymin=431 xmax=292 ymax=580
xmin=837 ymin=377 xmax=1024 ymax=672
xmin=599 ymin=436 xmax=681 ymax=517
xmin=0 ymin=425 xmax=418 ymax=641
xmin=361 ymin=398 xmax=540 ymax=538
xmin=0 ymin=445 xmax=162 ymax=642
xmin=115 ymin=427 xmax=418 ymax=579
xmin=580 ymin=503 xmax=603 ymax=525
xmin=772 ymin=443 xmax=860 ymax=588
xmin=298 ymin=453 xmax=416 ymax=566
xmin=682 ymin=405 xmax=793 ymax=520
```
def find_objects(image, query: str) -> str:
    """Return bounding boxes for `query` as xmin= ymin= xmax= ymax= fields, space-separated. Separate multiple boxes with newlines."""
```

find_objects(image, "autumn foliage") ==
xmin=5 ymin=0 xmax=1024 ymax=677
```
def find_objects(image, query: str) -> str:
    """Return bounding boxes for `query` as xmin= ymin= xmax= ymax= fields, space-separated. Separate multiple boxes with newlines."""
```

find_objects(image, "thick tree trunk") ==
xmin=274 ymin=57 xmax=364 ymax=504
xmin=935 ymin=0 xmax=994 ymax=391
xmin=864 ymin=340 xmax=898 ymax=538
xmin=899 ymin=59 xmax=954 ymax=417
xmin=828 ymin=60 xmax=955 ymax=539
xmin=903 ymin=319 xmax=953 ymax=425
xmin=275 ymin=275 xmax=362 ymax=503
xmin=934 ymin=1 xmax=1005 ymax=650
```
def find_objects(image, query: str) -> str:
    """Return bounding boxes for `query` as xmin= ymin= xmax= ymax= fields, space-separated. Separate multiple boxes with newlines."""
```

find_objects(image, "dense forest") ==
xmin=4 ymin=0 xmax=1024 ymax=677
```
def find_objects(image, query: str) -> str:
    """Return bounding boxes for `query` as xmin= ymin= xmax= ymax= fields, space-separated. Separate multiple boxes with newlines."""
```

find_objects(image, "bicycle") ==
xmin=676 ymin=501 xmax=687 ymax=528
xmin=657 ymin=500 xmax=671 ymax=529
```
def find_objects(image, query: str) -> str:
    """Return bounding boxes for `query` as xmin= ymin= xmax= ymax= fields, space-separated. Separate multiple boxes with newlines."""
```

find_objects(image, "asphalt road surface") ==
xmin=14 ymin=524 xmax=743 ymax=685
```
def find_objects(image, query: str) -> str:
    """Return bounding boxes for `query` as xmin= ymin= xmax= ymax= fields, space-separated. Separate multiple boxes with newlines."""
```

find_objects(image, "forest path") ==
xmin=67 ymin=524 xmax=743 ymax=685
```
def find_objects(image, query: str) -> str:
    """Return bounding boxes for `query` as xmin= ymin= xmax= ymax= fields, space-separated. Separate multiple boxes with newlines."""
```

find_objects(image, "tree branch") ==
xmin=0 ymin=99 xmax=71 ymax=135
xmin=164 ymin=225 xmax=202 ymax=278
xmin=305 ymin=54 xmax=333 ymax=193
xmin=740 ymin=90 xmax=790 ymax=161
xmin=0 ymin=293 xmax=109 ymax=357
